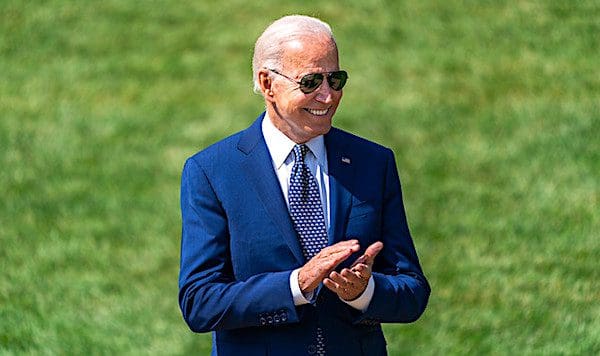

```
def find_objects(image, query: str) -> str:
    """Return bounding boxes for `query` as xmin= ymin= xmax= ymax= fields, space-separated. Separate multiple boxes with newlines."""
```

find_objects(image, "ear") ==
xmin=258 ymin=70 xmax=275 ymax=102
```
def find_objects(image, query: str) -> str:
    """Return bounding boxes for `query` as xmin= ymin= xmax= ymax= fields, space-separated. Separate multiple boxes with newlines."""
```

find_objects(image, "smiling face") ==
xmin=260 ymin=34 xmax=343 ymax=143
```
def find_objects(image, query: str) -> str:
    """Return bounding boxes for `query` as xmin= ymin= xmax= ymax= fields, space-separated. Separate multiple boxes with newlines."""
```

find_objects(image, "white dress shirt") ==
xmin=261 ymin=113 xmax=374 ymax=312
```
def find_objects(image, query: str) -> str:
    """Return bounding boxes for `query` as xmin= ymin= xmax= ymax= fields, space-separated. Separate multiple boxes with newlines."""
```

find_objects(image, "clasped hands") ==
xmin=298 ymin=240 xmax=384 ymax=301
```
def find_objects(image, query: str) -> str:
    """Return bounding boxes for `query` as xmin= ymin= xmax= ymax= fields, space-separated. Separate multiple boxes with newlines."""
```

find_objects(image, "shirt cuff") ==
xmin=341 ymin=276 xmax=375 ymax=312
xmin=290 ymin=268 xmax=314 ymax=305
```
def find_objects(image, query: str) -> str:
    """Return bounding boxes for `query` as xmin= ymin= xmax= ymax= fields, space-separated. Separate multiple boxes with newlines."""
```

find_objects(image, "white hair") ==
xmin=252 ymin=15 xmax=337 ymax=93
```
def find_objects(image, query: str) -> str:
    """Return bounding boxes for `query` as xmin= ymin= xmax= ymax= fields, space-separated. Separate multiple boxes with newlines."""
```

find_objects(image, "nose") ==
xmin=314 ymin=78 xmax=335 ymax=103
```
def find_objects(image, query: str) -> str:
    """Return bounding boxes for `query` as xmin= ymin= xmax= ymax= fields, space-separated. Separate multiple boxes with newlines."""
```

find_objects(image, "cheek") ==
xmin=334 ymin=91 xmax=343 ymax=104
xmin=276 ymin=97 xmax=295 ymax=113
xmin=289 ymin=96 xmax=312 ymax=112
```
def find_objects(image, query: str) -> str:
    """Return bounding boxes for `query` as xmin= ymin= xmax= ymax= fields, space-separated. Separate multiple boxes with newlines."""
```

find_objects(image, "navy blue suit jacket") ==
xmin=179 ymin=113 xmax=430 ymax=355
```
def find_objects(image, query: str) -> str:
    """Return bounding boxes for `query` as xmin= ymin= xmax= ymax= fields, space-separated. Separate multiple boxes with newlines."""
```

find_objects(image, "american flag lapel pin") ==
xmin=341 ymin=156 xmax=351 ymax=164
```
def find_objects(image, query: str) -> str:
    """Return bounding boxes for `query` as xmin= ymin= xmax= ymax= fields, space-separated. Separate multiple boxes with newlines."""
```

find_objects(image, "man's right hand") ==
xmin=298 ymin=240 xmax=360 ymax=295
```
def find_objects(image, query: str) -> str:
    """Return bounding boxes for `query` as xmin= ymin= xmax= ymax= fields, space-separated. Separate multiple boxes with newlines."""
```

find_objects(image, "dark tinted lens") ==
xmin=299 ymin=73 xmax=324 ymax=93
xmin=327 ymin=71 xmax=348 ymax=91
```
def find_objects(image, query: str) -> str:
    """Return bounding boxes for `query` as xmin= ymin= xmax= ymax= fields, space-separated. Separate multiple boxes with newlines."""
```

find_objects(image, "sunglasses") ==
xmin=268 ymin=69 xmax=348 ymax=94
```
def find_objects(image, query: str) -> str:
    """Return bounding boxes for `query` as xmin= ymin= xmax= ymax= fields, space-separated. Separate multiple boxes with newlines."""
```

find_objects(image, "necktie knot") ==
xmin=293 ymin=144 xmax=309 ymax=164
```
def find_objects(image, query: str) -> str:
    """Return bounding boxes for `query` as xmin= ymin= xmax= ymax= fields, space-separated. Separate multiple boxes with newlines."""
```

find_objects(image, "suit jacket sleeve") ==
xmin=178 ymin=157 xmax=300 ymax=333
xmin=356 ymin=148 xmax=431 ymax=324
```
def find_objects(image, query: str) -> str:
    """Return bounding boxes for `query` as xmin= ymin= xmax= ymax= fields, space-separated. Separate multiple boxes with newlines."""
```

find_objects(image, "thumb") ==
xmin=363 ymin=241 xmax=384 ymax=266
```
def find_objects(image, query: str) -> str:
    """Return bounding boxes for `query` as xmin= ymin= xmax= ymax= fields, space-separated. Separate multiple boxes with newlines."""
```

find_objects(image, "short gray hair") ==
xmin=252 ymin=15 xmax=336 ymax=93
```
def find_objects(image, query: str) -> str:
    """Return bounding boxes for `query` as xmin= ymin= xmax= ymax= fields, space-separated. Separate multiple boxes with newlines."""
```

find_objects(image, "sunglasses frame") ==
xmin=267 ymin=68 xmax=348 ymax=94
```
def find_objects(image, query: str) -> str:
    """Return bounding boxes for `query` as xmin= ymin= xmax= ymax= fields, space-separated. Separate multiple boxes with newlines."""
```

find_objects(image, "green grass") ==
xmin=1 ymin=0 xmax=598 ymax=354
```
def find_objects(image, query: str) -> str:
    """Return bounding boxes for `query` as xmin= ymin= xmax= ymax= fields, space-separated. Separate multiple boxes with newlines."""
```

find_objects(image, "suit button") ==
xmin=281 ymin=313 xmax=287 ymax=322
xmin=266 ymin=316 xmax=273 ymax=324
xmin=259 ymin=317 xmax=266 ymax=325
xmin=307 ymin=345 xmax=317 ymax=354
xmin=274 ymin=315 xmax=280 ymax=323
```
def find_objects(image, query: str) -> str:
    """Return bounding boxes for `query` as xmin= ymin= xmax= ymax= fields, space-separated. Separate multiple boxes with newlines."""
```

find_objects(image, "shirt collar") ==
xmin=262 ymin=112 xmax=327 ymax=170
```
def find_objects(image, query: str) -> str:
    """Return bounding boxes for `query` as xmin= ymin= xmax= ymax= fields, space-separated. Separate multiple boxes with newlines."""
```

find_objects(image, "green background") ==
xmin=1 ymin=0 xmax=598 ymax=354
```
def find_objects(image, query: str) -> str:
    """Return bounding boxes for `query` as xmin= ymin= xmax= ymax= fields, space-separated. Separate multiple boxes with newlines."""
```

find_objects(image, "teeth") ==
xmin=306 ymin=108 xmax=328 ymax=116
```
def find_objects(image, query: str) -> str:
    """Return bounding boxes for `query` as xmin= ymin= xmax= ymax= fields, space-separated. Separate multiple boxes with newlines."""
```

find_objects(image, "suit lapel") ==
xmin=325 ymin=128 xmax=354 ymax=245
xmin=238 ymin=113 xmax=305 ymax=264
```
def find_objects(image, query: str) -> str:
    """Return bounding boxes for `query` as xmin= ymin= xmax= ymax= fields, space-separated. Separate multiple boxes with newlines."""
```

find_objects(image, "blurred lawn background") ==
xmin=1 ymin=0 xmax=598 ymax=354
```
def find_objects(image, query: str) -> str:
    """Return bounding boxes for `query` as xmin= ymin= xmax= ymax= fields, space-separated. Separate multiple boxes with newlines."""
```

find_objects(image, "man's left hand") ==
xmin=323 ymin=241 xmax=384 ymax=301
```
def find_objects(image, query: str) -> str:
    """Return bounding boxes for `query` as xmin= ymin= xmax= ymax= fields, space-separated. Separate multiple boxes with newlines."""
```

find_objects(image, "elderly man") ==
xmin=179 ymin=15 xmax=430 ymax=355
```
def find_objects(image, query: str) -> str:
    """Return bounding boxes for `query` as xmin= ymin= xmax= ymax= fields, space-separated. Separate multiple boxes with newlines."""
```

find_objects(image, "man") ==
xmin=179 ymin=15 xmax=430 ymax=355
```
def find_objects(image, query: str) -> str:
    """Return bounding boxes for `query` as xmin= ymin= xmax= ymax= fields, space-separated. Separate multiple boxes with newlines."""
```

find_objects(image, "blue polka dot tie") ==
xmin=289 ymin=144 xmax=329 ymax=260
xmin=288 ymin=144 xmax=328 ymax=356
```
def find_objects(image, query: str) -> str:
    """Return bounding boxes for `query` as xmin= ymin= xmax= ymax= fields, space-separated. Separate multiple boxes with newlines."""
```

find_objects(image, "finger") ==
xmin=349 ymin=241 xmax=383 ymax=268
xmin=321 ymin=245 xmax=357 ymax=259
xmin=324 ymin=278 xmax=349 ymax=296
xmin=328 ymin=271 xmax=343 ymax=282
xmin=363 ymin=241 xmax=384 ymax=266
xmin=319 ymin=244 xmax=360 ymax=269
xmin=325 ymin=276 xmax=362 ymax=300
xmin=325 ymin=277 xmax=353 ymax=297
xmin=328 ymin=239 xmax=360 ymax=250
xmin=350 ymin=263 xmax=369 ymax=273
xmin=349 ymin=263 xmax=370 ymax=279
xmin=338 ymin=239 xmax=361 ymax=251
xmin=328 ymin=271 xmax=349 ymax=286
xmin=349 ymin=254 xmax=368 ymax=268
xmin=364 ymin=241 xmax=384 ymax=259
xmin=318 ymin=240 xmax=359 ymax=259
xmin=340 ymin=268 xmax=363 ymax=284
xmin=323 ymin=278 xmax=339 ymax=291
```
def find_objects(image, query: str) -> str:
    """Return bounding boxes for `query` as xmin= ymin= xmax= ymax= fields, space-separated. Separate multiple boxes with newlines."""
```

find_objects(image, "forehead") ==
xmin=280 ymin=34 xmax=339 ymax=73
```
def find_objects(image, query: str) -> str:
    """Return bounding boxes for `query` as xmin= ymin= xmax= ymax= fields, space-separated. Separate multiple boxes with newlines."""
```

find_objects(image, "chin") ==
xmin=309 ymin=123 xmax=332 ymax=137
